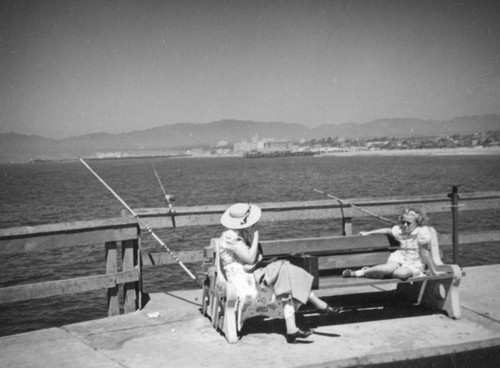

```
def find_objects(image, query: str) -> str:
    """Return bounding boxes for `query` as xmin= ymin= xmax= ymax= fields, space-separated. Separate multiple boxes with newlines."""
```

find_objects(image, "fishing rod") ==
xmin=152 ymin=164 xmax=176 ymax=228
xmin=80 ymin=158 xmax=201 ymax=287
xmin=313 ymin=188 xmax=397 ymax=225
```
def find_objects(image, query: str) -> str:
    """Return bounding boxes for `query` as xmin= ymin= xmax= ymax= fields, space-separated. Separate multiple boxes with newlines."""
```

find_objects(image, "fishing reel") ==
xmin=164 ymin=194 xmax=175 ymax=203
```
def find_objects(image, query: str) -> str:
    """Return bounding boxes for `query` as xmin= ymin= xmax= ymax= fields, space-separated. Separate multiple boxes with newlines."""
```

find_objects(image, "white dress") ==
xmin=219 ymin=230 xmax=259 ymax=300
xmin=388 ymin=225 xmax=431 ymax=276
xmin=219 ymin=230 xmax=283 ymax=325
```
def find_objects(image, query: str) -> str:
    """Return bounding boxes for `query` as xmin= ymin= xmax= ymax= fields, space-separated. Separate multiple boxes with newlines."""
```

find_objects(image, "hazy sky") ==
xmin=1 ymin=0 xmax=499 ymax=138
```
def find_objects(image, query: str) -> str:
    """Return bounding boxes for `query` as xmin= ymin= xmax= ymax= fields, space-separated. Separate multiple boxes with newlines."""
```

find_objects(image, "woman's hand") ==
xmin=243 ymin=264 xmax=255 ymax=273
xmin=359 ymin=231 xmax=370 ymax=236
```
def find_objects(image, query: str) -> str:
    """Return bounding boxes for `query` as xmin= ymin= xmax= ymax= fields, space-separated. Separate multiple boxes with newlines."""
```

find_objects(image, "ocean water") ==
xmin=0 ymin=154 xmax=499 ymax=336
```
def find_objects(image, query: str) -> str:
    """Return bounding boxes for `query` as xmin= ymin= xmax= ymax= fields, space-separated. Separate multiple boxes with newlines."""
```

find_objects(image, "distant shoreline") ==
xmin=176 ymin=146 xmax=500 ymax=159
xmin=313 ymin=146 xmax=500 ymax=157
xmin=2 ymin=146 xmax=500 ymax=164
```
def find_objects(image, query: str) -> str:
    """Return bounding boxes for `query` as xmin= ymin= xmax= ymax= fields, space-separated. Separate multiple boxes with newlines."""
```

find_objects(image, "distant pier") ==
xmin=244 ymin=150 xmax=316 ymax=158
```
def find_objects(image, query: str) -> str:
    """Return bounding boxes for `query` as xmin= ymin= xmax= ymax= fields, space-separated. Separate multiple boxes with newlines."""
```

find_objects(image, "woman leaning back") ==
xmin=219 ymin=202 xmax=339 ymax=343
xmin=342 ymin=208 xmax=439 ymax=279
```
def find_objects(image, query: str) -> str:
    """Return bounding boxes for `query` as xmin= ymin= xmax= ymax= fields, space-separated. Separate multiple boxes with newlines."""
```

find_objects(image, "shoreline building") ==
xmin=234 ymin=134 xmax=296 ymax=153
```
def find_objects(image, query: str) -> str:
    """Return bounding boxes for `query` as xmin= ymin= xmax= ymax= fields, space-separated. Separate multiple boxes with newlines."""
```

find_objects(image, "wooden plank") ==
xmin=260 ymin=234 xmax=394 ymax=256
xmin=0 ymin=226 xmax=139 ymax=255
xmin=0 ymin=217 xmax=138 ymax=238
xmin=122 ymin=239 xmax=138 ymax=313
xmin=142 ymin=250 xmax=205 ymax=266
xmin=438 ymin=231 xmax=500 ymax=246
xmin=106 ymin=241 xmax=119 ymax=317
xmin=140 ymin=230 xmax=500 ymax=266
xmin=319 ymin=252 xmax=390 ymax=270
xmin=131 ymin=192 xmax=500 ymax=229
xmin=0 ymin=269 xmax=140 ymax=304
xmin=318 ymin=273 xmax=453 ymax=289
xmin=137 ymin=236 xmax=143 ymax=310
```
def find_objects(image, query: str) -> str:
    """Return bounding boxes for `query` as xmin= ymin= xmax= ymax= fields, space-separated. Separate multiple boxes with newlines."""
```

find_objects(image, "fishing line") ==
xmin=152 ymin=164 xmax=176 ymax=228
xmin=313 ymin=188 xmax=397 ymax=225
xmin=80 ymin=158 xmax=201 ymax=287
xmin=152 ymin=163 xmax=168 ymax=197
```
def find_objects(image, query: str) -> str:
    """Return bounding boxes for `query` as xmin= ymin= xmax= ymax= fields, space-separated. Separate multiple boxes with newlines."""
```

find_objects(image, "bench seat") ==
xmin=318 ymin=272 xmax=454 ymax=289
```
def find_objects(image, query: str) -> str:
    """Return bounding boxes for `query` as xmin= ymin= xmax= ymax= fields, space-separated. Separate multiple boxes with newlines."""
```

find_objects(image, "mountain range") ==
xmin=1 ymin=114 xmax=499 ymax=163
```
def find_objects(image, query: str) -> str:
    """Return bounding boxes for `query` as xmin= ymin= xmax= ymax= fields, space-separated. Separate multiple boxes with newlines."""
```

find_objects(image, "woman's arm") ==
xmin=417 ymin=229 xmax=440 ymax=275
xmin=419 ymin=245 xmax=438 ymax=275
xmin=232 ymin=230 xmax=260 ymax=265
xmin=359 ymin=228 xmax=392 ymax=236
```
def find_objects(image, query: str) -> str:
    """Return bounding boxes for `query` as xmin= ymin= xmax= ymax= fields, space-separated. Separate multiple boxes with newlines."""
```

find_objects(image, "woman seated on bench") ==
xmin=342 ymin=208 xmax=438 ymax=280
xmin=220 ymin=202 xmax=338 ymax=343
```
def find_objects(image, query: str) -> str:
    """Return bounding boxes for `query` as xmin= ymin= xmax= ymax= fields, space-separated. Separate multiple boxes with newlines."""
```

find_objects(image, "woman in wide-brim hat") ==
xmin=219 ymin=202 xmax=339 ymax=343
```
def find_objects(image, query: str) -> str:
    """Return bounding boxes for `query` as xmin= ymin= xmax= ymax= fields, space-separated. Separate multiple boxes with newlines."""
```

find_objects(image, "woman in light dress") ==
xmin=342 ymin=208 xmax=438 ymax=279
xmin=219 ymin=202 xmax=338 ymax=343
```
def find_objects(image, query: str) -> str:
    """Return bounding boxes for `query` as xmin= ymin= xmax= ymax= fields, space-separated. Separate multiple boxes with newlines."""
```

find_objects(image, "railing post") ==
xmin=342 ymin=216 xmax=352 ymax=236
xmin=122 ymin=239 xmax=140 ymax=313
xmin=105 ymin=241 xmax=120 ymax=316
xmin=448 ymin=185 xmax=460 ymax=264
xmin=137 ymin=233 xmax=143 ymax=309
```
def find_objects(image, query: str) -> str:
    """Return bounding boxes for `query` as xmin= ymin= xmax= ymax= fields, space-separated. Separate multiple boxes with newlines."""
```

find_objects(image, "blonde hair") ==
xmin=399 ymin=208 xmax=426 ymax=226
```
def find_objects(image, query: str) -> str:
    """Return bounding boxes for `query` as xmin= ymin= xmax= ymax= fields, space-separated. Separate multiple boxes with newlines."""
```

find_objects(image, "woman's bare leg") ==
xmin=356 ymin=262 xmax=400 ymax=278
xmin=282 ymin=300 xmax=298 ymax=334
xmin=392 ymin=266 xmax=414 ymax=280
xmin=282 ymin=299 xmax=313 ymax=343
xmin=307 ymin=292 xmax=328 ymax=310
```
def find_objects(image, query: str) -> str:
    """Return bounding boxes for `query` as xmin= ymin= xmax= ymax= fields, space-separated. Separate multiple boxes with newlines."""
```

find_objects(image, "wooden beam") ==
xmin=0 ymin=218 xmax=139 ymax=255
xmin=438 ymin=231 xmax=500 ymax=246
xmin=130 ymin=192 xmax=500 ymax=229
xmin=0 ymin=217 xmax=138 ymax=238
xmin=106 ymin=241 xmax=119 ymax=316
xmin=259 ymin=234 xmax=394 ymax=256
xmin=0 ymin=269 xmax=140 ymax=304
xmin=122 ymin=239 xmax=139 ymax=313
xmin=142 ymin=250 xmax=205 ymax=266
xmin=141 ymin=230 xmax=500 ymax=266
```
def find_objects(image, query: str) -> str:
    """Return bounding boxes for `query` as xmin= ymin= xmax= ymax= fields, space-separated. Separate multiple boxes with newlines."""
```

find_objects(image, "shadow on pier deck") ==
xmin=2 ymin=265 xmax=500 ymax=368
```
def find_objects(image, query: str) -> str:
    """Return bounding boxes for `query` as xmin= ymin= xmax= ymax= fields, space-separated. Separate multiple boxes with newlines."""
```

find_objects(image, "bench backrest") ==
xmin=427 ymin=226 xmax=444 ymax=266
xmin=210 ymin=238 xmax=229 ymax=285
xmin=207 ymin=227 xmax=440 ymax=276
xmin=259 ymin=233 xmax=397 ymax=273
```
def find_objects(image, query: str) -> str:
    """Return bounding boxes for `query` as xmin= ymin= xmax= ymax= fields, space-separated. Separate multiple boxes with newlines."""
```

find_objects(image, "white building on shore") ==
xmin=233 ymin=134 xmax=296 ymax=153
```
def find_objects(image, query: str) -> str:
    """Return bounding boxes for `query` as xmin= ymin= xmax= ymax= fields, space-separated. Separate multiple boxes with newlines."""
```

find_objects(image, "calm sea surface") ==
xmin=1 ymin=154 xmax=499 ymax=336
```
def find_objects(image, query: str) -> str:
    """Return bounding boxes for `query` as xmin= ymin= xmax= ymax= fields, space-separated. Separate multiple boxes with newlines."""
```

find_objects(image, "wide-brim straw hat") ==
xmin=220 ymin=203 xmax=262 ymax=229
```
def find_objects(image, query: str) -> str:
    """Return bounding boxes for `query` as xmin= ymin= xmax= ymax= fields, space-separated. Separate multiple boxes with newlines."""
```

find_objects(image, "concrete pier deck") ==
xmin=2 ymin=265 xmax=500 ymax=368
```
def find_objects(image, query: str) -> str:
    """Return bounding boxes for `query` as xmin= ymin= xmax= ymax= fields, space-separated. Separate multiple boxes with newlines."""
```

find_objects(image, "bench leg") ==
xmin=201 ymin=278 xmax=210 ymax=316
xmin=419 ymin=278 xmax=461 ymax=319
xmin=222 ymin=284 xmax=239 ymax=343
xmin=223 ymin=299 xmax=238 ymax=343
xmin=211 ymin=291 xmax=222 ymax=328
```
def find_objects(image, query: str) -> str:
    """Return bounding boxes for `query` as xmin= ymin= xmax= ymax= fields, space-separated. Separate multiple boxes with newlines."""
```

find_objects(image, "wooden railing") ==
xmin=135 ymin=190 xmax=500 ymax=266
xmin=0 ymin=218 xmax=141 ymax=316
xmin=0 ymin=189 xmax=499 ymax=315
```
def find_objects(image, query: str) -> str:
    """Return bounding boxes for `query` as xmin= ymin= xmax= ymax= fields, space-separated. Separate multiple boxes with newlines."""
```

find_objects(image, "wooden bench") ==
xmin=201 ymin=227 xmax=462 ymax=343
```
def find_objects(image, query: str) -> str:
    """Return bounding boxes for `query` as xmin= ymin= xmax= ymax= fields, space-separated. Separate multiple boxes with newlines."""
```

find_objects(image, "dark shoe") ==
xmin=321 ymin=305 xmax=342 ymax=315
xmin=286 ymin=328 xmax=313 ymax=343
xmin=342 ymin=269 xmax=353 ymax=277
